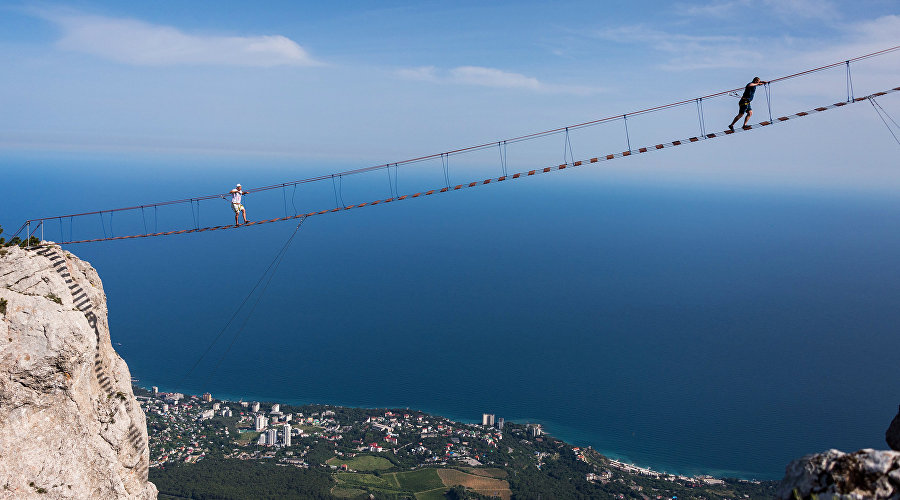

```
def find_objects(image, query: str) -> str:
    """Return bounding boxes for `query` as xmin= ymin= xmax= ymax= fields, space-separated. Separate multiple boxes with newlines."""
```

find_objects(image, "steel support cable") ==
xmin=199 ymin=218 xmax=307 ymax=388
xmin=391 ymin=164 xmax=400 ymax=199
xmin=15 ymin=45 xmax=900 ymax=238
xmin=503 ymin=142 xmax=509 ymax=176
xmin=386 ymin=164 xmax=399 ymax=199
xmin=25 ymin=221 xmax=35 ymax=243
xmin=563 ymin=129 xmax=575 ymax=166
xmin=191 ymin=199 xmax=201 ymax=230
xmin=331 ymin=175 xmax=340 ymax=209
xmin=872 ymin=97 xmax=900 ymax=129
xmin=869 ymin=97 xmax=900 ymax=146
xmin=696 ymin=98 xmax=706 ymax=137
xmin=623 ymin=115 xmax=632 ymax=152
xmin=846 ymin=61 xmax=855 ymax=102
xmin=442 ymin=154 xmax=451 ymax=188
xmin=181 ymin=216 xmax=307 ymax=387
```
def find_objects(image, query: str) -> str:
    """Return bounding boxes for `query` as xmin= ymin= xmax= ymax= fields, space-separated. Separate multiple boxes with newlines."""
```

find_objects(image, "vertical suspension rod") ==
xmin=846 ymin=61 xmax=854 ymax=102
xmin=623 ymin=114 xmax=632 ymax=152
xmin=696 ymin=98 xmax=706 ymax=137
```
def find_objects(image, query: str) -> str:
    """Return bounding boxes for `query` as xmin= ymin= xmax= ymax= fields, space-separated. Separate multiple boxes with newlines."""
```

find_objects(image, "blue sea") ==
xmin=6 ymin=157 xmax=900 ymax=480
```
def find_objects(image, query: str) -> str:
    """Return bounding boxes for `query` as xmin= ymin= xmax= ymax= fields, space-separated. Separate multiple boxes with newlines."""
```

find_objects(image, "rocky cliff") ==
xmin=0 ymin=244 xmax=156 ymax=499
xmin=887 ymin=406 xmax=900 ymax=452
xmin=776 ymin=448 xmax=900 ymax=499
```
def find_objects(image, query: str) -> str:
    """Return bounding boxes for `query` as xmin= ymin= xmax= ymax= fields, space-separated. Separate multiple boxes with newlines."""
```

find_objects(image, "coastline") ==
xmin=142 ymin=383 xmax=778 ymax=481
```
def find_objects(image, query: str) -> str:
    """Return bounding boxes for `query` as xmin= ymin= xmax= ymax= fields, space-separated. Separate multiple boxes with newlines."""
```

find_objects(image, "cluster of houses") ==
xmin=138 ymin=391 xmax=215 ymax=466
xmin=353 ymin=410 xmax=506 ymax=464
xmin=142 ymin=388 xmax=549 ymax=474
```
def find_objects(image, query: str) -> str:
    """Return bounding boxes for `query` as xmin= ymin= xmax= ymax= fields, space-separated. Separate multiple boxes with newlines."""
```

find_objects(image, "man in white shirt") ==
xmin=229 ymin=183 xmax=250 ymax=225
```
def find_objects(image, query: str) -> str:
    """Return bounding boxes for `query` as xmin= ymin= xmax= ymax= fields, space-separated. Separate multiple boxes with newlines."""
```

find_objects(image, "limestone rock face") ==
xmin=776 ymin=448 xmax=900 ymax=500
xmin=0 ymin=245 xmax=156 ymax=499
xmin=887 ymin=405 xmax=900 ymax=452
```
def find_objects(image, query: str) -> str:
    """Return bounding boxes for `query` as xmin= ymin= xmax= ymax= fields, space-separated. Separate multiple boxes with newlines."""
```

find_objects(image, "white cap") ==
xmin=236 ymin=183 xmax=242 ymax=187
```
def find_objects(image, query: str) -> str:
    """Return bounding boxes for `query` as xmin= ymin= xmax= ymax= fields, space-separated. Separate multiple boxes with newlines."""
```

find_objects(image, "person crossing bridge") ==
xmin=229 ymin=183 xmax=250 ymax=226
xmin=729 ymin=77 xmax=769 ymax=131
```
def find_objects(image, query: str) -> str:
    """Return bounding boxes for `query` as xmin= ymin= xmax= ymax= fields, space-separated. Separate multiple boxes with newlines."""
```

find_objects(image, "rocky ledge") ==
xmin=0 ymin=244 xmax=156 ymax=499
xmin=776 ymin=448 xmax=900 ymax=500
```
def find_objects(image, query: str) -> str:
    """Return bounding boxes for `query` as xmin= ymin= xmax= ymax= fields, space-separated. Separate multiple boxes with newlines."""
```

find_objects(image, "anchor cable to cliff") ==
xmin=868 ymin=96 xmax=900 ymax=147
xmin=179 ymin=217 xmax=308 ymax=387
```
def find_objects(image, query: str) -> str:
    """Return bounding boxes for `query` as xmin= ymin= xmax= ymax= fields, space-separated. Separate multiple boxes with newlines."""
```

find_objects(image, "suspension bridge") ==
xmin=11 ymin=46 xmax=900 ymax=247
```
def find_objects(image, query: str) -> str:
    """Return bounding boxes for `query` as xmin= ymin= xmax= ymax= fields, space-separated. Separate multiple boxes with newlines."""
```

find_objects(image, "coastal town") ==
xmin=137 ymin=386 xmax=775 ymax=499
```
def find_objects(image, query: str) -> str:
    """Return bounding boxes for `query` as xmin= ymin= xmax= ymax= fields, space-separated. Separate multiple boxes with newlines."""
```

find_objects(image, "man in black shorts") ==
xmin=729 ymin=77 xmax=768 ymax=131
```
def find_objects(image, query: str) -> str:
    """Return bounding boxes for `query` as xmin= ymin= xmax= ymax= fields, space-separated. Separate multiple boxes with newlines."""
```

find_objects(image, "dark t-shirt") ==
xmin=741 ymin=83 xmax=757 ymax=102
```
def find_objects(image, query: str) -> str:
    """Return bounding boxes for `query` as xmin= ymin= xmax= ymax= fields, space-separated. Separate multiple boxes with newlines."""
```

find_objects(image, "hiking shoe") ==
xmin=728 ymin=125 xmax=734 ymax=132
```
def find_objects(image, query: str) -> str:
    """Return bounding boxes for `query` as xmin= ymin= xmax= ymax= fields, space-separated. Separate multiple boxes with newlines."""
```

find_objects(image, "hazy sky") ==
xmin=1 ymin=1 xmax=899 ymax=193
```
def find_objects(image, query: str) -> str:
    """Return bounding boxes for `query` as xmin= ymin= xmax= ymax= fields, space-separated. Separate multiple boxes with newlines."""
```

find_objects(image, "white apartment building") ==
xmin=255 ymin=414 xmax=267 ymax=431
xmin=282 ymin=424 xmax=291 ymax=447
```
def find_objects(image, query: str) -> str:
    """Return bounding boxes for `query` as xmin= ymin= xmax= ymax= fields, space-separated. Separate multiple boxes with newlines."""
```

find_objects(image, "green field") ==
xmin=333 ymin=468 xmax=449 ymax=498
xmin=335 ymin=472 xmax=396 ymax=490
xmin=415 ymin=487 xmax=450 ymax=500
xmin=327 ymin=455 xmax=394 ymax=471
xmin=234 ymin=430 xmax=261 ymax=445
xmin=331 ymin=486 xmax=366 ymax=498
xmin=395 ymin=469 xmax=445 ymax=492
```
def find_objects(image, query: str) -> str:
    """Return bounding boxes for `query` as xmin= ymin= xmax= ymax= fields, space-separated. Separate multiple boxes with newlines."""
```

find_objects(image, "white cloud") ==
xmin=680 ymin=0 xmax=841 ymax=22
xmin=593 ymin=25 xmax=763 ymax=70
xmin=843 ymin=15 xmax=900 ymax=54
xmin=396 ymin=65 xmax=601 ymax=95
xmin=37 ymin=10 xmax=319 ymax=67
xmin=396 ymin=66 xmax=439 ymax=82
xmin=782 ymin=15 xmax=900 ymax=86
xmin=450 ymin=66 xmax=543 ymax=90
xmin=591 ymin=15 xmax=899 ymax=100
xmin=594 ymin=13 xmax=900 ymax=73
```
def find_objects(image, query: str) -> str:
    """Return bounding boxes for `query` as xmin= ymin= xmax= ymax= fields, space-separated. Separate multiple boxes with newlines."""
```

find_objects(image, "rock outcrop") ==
xmin=776 ymin=448 xmax=900 ymax=499
xmin=888 ymin=406 xmax=900 ymax=452
xmin=0 ymin=244 xmax=156 ymax=499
